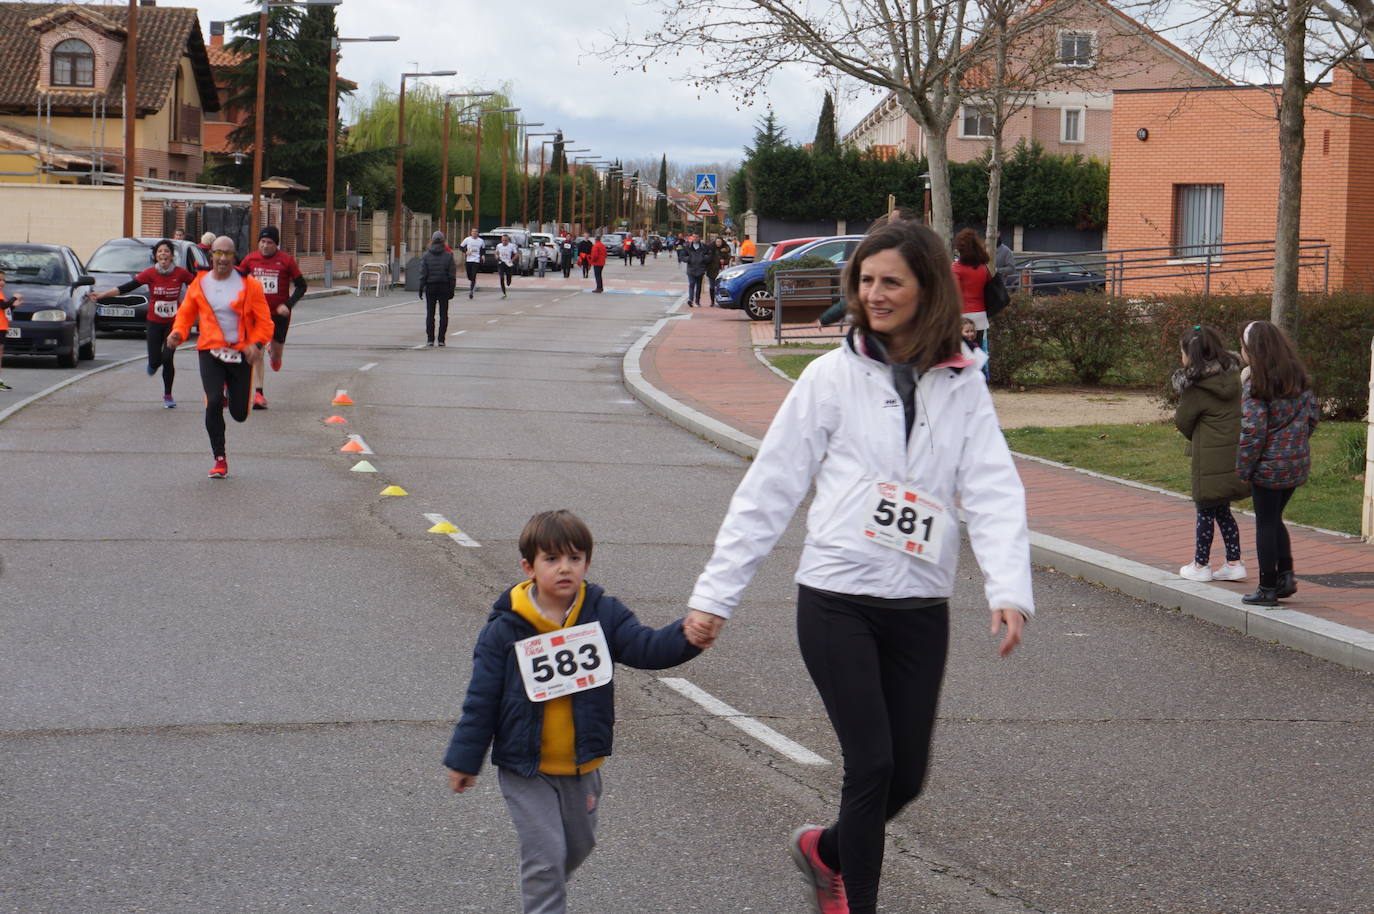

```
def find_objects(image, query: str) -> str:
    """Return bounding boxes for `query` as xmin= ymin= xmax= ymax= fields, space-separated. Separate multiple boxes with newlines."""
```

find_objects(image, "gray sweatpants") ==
xmin=498 ymin=766 xmax=603 ymax=914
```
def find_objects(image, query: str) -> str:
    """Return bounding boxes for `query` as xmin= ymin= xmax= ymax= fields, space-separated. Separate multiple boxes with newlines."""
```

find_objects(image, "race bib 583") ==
xmin=514 ymin=621 xmax=612 ymax=702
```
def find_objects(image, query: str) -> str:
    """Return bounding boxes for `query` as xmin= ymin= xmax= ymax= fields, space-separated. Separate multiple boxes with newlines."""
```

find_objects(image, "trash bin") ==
xmin=404 ymin=256 xmax=423 ymax=293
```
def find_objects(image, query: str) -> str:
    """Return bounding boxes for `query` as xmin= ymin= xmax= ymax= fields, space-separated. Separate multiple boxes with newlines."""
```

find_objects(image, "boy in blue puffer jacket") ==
xmin=444 ymin=509 xmax=700 ymax=914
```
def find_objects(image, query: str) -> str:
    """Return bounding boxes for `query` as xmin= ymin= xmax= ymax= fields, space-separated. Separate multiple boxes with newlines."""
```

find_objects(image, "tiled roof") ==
xmin=206 ymin=44 xmax=245 ymax=70
xmin=0 ymin=4 xmax=219 ymax=114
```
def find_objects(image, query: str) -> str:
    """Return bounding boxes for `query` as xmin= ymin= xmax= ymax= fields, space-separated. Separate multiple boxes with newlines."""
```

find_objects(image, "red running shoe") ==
xmin=208 ymin=456 xmax=228 ymax=479
xmin=788 ymin=825 xmax=848 ymax=914
xmin=252 ymin=390 xmax=267 ymax=410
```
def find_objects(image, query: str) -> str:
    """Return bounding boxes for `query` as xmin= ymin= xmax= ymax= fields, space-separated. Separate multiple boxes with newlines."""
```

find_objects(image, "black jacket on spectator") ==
xmin=419 ymin=242 xmax=457 ymax=298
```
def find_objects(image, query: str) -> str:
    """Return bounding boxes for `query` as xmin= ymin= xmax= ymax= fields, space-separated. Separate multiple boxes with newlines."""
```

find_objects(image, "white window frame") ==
xmin=1057 ymin=30 xmax=1096 ymax=68
xmin=1060 ymin=106 xmax=1086 ymax=144
xmin=958 ymin=105 xmax=994 ymax=139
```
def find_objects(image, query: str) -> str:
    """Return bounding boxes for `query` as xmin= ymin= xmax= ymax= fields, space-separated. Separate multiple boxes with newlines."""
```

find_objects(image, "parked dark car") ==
xmin=0 ymin=243 xmax=97 ymax=367
xmin=715 ymin=235 xmax=863 ymax=320
xmin=600 ymin=233 xmax=626 ymax=258
xmin=85 ymin=237 xmax=210 ymax=332
xmin=1013 ymin=257 xmax=1107 ymax=294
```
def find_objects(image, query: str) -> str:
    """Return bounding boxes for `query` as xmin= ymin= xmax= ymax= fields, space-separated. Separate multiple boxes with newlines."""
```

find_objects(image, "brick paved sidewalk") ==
xmin=632 ymin=305 xmax=1374 ymax=672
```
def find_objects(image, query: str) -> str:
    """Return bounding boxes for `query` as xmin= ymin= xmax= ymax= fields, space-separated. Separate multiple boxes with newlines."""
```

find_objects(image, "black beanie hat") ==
xmin=259 ymin=226 xmax=280 ymax=244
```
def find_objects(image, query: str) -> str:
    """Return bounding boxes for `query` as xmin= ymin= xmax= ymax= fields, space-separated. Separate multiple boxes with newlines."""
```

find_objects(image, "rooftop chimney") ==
xmin=210 ymin=20 xmax=224 ymax=47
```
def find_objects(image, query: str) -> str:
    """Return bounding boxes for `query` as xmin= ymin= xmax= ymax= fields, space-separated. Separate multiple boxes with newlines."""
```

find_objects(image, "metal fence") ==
xmin=771 ymin=267 xmax=846 ymax=344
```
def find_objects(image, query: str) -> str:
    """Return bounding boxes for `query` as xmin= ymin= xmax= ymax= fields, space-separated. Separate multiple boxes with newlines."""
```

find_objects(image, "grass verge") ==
xmin=1004 ymin=422 xmax=1364 ymax=535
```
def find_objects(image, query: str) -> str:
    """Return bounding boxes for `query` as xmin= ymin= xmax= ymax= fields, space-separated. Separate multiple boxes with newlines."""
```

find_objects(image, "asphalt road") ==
xmin=2 ymin=260 xmax=1371 ymax=914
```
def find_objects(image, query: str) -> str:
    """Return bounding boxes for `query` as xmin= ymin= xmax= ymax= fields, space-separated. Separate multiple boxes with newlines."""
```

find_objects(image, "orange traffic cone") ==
xmin=340 ymin=439 xmax=365 ymax=452
xmin=325 ymin=415 xmax=347 ymax=424
xmin=332 ymin=393 xmax=354 ymax=406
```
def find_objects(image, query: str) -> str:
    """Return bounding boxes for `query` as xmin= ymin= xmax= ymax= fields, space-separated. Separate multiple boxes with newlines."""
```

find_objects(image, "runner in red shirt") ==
xmin=0 ymin=269 xmax=21 ymax=391
xmin=91 ymin=238 xmax=196 ymax=408
xmin=236 ymin=226 xmax=305 ymax=409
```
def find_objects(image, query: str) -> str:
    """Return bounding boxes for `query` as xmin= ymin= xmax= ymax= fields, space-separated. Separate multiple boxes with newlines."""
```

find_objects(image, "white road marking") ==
xmin=295 ymin=299 xmax=414 ymax=326
xmin=514 ymin=310 xmax=525 ymax=315
xmin=486 ymin=319 xmax=499 ymax=324
xmin=360 ymin=362 xmax=378 ymax=372
xmin=346 ymin=433 xmax=373 ymax=454
xmin=423 ymin=513 xmax=482 ymax=548
xmin=658 ymin=677 xmax=829 ymax=766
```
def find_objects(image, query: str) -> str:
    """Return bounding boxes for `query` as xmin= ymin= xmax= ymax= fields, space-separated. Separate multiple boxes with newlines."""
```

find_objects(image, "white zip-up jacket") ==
xmin=689 ymin=331 xmax=1034 ymax=618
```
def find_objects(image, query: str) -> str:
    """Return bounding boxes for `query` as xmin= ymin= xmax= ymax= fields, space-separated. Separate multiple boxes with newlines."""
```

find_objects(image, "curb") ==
xmin=621 ymin=316 xmax=1374 ymax=675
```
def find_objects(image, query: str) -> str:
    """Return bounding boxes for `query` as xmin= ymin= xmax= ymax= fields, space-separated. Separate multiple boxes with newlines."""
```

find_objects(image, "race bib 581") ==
xmin=860 ymin=481 xmax=948 ymax=564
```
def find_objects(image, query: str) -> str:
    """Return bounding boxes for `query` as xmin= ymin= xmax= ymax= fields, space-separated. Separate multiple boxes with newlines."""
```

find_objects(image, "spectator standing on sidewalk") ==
xmin=738 ymin=235 xmax=756 ymax=263
xmin=589 ymin=236 xmax=608 ymax=293
xmin=951 ymin=228 xmax=991 ymax=357
xmin=1174 ymin=325 xmax=1250 ymax=583
xmin=577 ymin=235 xmax=593 ymax=278
xmin=681 ymin=235 xmax=710 ymax=307
xmin=1236 ymin=320 xmax=1320 ymax=606
xmin=706 ymin=237 xmax=730 ymax=305
xmin=558 ymin=234 xmax=576 ymax=279
xmin=682 ymin=219 xmax=1033 ymax=914
xmin=419 ymin=231 xmax=457 ymax=347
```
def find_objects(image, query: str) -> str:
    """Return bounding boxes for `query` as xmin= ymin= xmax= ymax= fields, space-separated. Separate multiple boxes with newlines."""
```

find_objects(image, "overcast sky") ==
xmin=182 ymin=0 xmax=864 ymax=170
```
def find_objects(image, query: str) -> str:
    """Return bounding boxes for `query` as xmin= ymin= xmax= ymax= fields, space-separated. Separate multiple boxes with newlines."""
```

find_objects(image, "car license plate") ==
xmin=4 ymin=327 xmax=18 ymax=338
xmin=99 ymin=306 xmax=136 ymax=317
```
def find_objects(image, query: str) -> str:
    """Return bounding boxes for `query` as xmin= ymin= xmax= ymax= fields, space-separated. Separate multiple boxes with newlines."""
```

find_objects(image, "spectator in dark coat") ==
xmin=681 ymin=235 xmax=711 ymax=307
xmin=419 ymin=231 xmax=457 ymax=346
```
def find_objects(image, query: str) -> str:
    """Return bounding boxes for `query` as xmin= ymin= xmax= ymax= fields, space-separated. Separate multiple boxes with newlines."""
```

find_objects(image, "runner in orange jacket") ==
xmin=165 ymin=235 xmax=273 ymax=478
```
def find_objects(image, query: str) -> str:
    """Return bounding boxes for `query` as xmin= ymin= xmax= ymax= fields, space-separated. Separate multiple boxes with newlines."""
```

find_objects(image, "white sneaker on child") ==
xmin=1211 ymin=562 xmax=1247 ymax=582
xmin=1179 ymin=563 xmax=1214 ymax=582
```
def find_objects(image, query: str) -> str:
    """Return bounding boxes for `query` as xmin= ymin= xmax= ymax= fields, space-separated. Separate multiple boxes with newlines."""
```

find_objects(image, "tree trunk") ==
xmin=926 ymin=127 xmax=954 ymax=242
xmin=986 ymin=136 xmax=1004 ymax=255
xmin=1271 ymin=0 xmax=1308 ymax=330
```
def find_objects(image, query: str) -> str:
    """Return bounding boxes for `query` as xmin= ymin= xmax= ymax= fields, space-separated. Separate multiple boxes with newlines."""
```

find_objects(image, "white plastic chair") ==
xmin=356 ymin=262 xmax=385 ymax=297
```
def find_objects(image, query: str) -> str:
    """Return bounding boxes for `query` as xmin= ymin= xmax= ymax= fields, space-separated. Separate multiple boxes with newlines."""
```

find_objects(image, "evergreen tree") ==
xmin=813 ymin=93 xmax=838 ymax=157
xmin=213 ymin=6 xmax=350 ymax=203
xmin=744 ymin=109 xmax=787 ymax=158
xmin=655 ymin=154 xmax=668 ymax=229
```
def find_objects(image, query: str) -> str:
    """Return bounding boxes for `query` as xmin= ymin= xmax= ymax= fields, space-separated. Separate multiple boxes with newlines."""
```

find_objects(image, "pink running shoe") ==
xmin=788 ymin=825 xmax=848 ymax=914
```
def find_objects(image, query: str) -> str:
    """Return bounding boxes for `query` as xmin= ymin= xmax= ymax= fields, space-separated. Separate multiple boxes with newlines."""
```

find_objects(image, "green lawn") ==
xmin=767 ymin=350 xmax=829 ymax=379
xmin=1005 ymin=422 xmax=1365 ymax=535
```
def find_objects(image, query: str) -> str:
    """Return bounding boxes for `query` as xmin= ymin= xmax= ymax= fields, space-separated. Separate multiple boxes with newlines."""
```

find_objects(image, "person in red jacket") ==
xmin=165 ymin=236 xmax=273 ymax=478
xmin=91 ymin=238 xmax=196 ymax=408
xmin=237 ymin=226 xmax=305 ymax=410
xmin=0 ymin=270 xmax=20 ymax=391
xmin=589 ymin=236 xmax=609 ymax=293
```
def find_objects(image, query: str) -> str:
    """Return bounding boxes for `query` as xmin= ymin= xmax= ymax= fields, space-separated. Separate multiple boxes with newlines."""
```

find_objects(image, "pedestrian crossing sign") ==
xmin=694 ymin=173 xmax=718 ymax=195
xmin=694 ymin=197 xmax=716 ymax=216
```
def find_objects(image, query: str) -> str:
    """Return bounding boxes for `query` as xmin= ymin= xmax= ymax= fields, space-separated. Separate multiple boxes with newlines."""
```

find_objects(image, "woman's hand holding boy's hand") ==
xmin=684 ymin=609 xmax=725 ymax=649
xmin=448 ymin=770 xmax=477 ymax=793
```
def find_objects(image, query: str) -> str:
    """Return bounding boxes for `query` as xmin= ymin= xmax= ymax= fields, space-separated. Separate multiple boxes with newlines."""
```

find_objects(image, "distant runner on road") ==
xmin=237 ymin=226 xmax=304 ymax=410
xmin=460 ymin=229 xmax=484 ymax=299
xmin=164 ymin=236 xmax=272 ymax=479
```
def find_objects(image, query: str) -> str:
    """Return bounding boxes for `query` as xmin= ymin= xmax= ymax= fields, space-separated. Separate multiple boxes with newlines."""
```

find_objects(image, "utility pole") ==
xmin=122 ymin=0 xmax=137 ymax=236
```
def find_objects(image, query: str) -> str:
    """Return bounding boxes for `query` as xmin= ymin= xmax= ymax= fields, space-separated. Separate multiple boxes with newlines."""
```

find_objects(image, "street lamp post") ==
xmin=252 ymin=0 xmax=341 ymax=245
xmin=576 ymin=157 xmax=606 ymax=231
xmin=559 ymin=148 xmax=589 ymax=232
xmin=506 ymin=121 xmax=542 ymax=228
xmin=488 ymin=107 xmax=519 ymax=226
xmin=442 ymin=92 xmax=495 ymax=237
xmin=471 ymin=105 xmax=516 ymax=234
xmin=122 ymin=0 xmax=137 ymax=236
xmin=324 ymin=34 xmax=397 ymax=288
xmin=532 ymin=136 xmax=559 ymax=230
xmin=391 ymin=69 xmax=456 ymax=274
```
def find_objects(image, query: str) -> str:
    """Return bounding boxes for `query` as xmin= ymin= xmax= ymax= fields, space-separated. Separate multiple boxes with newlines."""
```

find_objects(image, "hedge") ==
xmin=986 ymin=291 xmax=1374 ymax=418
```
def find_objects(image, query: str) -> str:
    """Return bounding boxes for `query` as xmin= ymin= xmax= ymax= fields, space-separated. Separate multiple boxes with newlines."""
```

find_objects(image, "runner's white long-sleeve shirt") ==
xmin=689 ymin=334 xmax=1034 ymax=619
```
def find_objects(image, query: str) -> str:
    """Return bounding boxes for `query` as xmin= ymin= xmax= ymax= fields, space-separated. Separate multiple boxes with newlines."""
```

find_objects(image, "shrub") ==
xmin=765 ymin=255 xmax=837 ymax=296
xmin=1029 ymin=293 xmax=1153 ymax=384
xmin=986 ymin=292 xmax=1045 ymax=386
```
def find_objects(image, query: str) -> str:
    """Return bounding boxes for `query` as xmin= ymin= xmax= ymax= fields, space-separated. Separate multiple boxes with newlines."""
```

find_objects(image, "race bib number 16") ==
xmin=861 ymin=481 xmax=947 ymax=565
xmin=514 ymin=621 xmax=612 ymax=702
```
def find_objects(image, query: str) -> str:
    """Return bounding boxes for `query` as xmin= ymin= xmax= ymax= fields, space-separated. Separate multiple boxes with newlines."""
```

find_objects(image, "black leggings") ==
xmin=197 ymin=349 xmax=252 ymax=457
xmin=498 ymin=263 xmax=513 ymax=292
xmin=465 ymin=262 xmax=479 ymax=291
xmin=146 ymin=321 xmax=175 ymax=394
xmin=424 ymin=291 xmax=450 ymax=343
xmin=1251 ymin=484 xmax=1297 ymax=587
xmin=1194 ymin=504 xmax=1242 ymax=565
xmin=796 ymin=586 xmax=949 ymax=914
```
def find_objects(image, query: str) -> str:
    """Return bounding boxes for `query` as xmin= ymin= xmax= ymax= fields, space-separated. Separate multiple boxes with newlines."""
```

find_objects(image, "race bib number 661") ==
xmin=514 ymin=621 xmax=612 ymax=702
xmin=861 ymin=481 xmax=948 ymax=564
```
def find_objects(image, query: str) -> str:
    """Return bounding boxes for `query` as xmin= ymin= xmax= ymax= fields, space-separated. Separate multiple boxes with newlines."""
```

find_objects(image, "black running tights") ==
xmin=198 ymin=349 xmax=252 ymax=457
xmin=796 ymin=585 xmax=949 ymax=914
xmin=146 ymin=321 xmax=175 ymax=394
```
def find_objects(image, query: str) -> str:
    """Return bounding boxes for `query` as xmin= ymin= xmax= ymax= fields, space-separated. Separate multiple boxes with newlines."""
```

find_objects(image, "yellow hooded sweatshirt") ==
xmin=508 ymin=580 xmax=606 ymax=776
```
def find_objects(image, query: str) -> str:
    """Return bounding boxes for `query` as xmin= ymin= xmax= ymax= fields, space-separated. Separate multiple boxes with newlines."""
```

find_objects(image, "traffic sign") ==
xmin=694 ymin=173 xmax=718 ymax=195
xmin=694 ymin=197 xmax=715 ymax=217
xmin=453 ymin=175 xmax=472 ymax=194
xmin=453 ymin=195 xmax=472 ymax=211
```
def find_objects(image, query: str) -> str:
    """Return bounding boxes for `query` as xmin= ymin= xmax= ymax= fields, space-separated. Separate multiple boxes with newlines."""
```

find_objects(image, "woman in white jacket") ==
xmin=684 ymin=220 xmax=1033 ymax=914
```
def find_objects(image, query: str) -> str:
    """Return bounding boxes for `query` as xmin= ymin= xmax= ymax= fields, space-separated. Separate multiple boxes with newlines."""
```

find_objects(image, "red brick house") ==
xmin=1107 ymin=66 xmax=1374 ymax=294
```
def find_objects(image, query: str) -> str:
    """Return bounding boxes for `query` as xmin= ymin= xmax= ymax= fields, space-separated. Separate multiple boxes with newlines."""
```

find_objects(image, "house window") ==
xmin=51 ymin=38 xmax=95 ymax=87
xmin=1174 ymin=184 xmax=1224 ymax=259
xmin=960 ymin=106 xmax=994 ymax=139
xmin=1061 ymin=107 xmax=1085 ymax=144
xmin=1058 ymin=31 xmax=1095 ymax=67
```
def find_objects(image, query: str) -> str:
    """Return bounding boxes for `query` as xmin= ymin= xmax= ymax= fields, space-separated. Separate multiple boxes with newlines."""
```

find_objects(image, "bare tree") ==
xmin=604 ymin=0 xmax=997 ymax=241
xmin=1181 ymin=0 xmax=1361 ymax=328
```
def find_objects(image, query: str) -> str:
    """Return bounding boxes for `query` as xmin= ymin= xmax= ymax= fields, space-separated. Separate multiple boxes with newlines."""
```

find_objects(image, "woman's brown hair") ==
xmin=844 ymin=222 xmax=962 ymax=371
xmin=1242 ymin=320 xmax=1310 ymax=400
xmin=953 ymin=228 xmax=989 ymax=267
